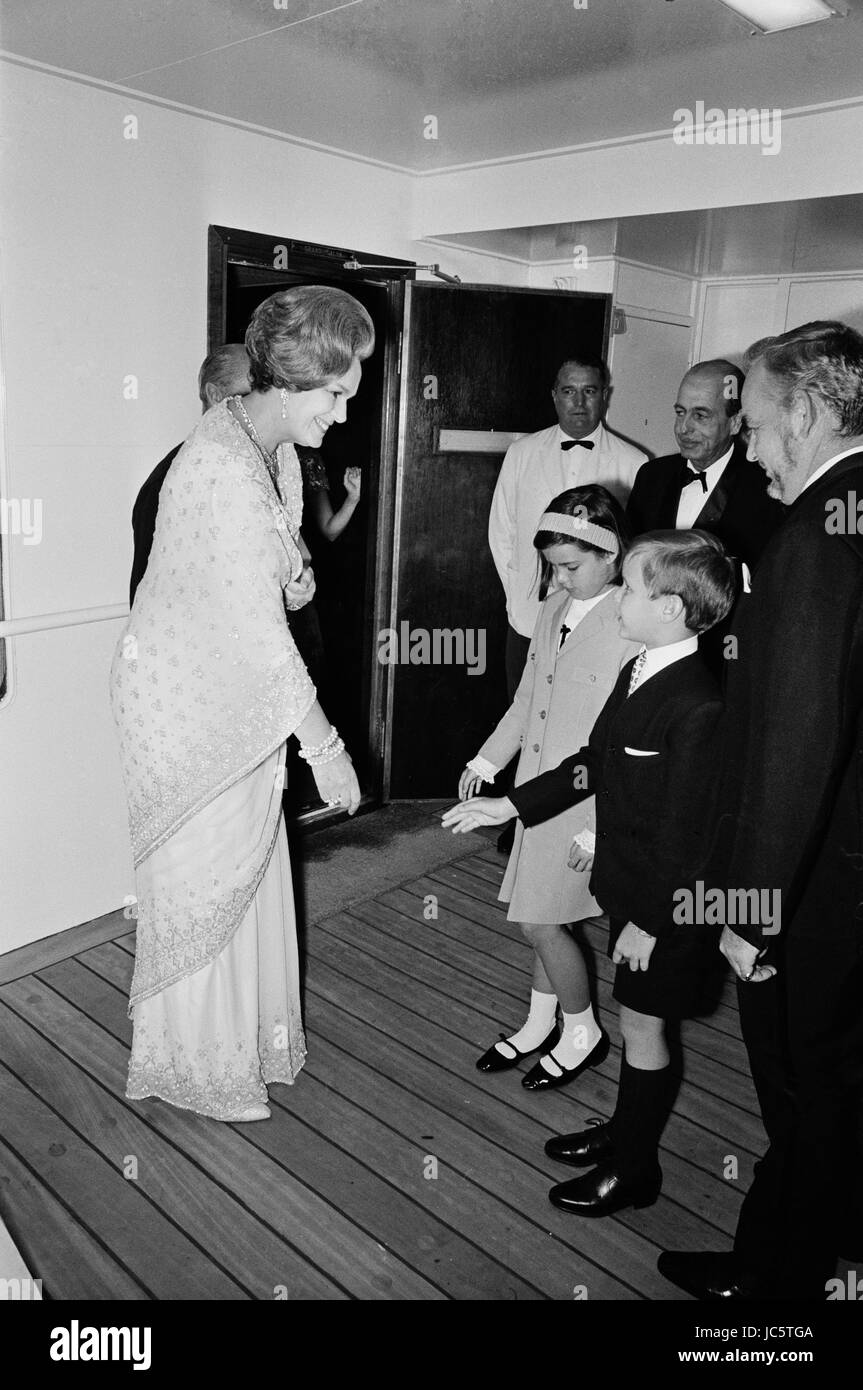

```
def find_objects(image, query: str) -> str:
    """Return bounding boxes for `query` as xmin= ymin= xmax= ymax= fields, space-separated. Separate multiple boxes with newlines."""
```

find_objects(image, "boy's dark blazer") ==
xmin=510 ymin=653 xmax=722 ymax=938
xmin=625 ymin=436 xmax=784 ymax=570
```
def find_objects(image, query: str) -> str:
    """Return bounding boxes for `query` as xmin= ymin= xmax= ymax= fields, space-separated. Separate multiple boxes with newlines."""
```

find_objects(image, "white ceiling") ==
xmin=2 ymin=0 xmax=863 ymax=169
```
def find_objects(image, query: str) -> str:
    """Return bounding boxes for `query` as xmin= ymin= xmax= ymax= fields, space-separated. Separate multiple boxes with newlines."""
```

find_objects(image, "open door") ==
xmin=208 ymin=227 xmax=413 ymax=824
xmin=386 ymin=281 xmax=611 ymax=797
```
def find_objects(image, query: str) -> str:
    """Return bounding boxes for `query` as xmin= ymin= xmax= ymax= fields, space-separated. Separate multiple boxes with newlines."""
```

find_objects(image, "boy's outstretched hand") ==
xmin=442 ymin=795 xmax=517 ymax=833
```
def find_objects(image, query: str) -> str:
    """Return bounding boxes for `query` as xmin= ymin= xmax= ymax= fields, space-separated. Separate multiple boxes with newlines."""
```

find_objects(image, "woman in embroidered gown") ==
xmin=110 ymin=286 xmax=374 ymax=1121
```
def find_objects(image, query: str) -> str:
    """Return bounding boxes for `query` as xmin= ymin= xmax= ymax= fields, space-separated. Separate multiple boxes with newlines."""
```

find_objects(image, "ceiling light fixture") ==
xmin=717 ymin=0 xmax=846 ymax=33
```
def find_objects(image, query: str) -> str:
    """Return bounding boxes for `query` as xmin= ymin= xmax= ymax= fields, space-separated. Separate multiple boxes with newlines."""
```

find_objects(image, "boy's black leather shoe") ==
xmin=548 ymin=1161 xmax=661 ymax=1216
xmin=545 ymin=1119 xmax=614 ymax=1167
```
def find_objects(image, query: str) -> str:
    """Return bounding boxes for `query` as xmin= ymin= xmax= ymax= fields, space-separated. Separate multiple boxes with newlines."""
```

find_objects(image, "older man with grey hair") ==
xmin=659 ymin=320 xmax=863 ymax=1301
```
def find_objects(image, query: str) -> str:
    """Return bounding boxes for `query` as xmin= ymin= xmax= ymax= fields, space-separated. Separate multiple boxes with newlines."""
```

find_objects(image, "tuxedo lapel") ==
xmin=692 ymin=438 xmax=748 ymax=530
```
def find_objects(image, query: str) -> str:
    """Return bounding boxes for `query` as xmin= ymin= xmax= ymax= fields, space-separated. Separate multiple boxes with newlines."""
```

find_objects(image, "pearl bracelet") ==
xmin=298 ymin=727 xmax=340 ymax=761
xmin=301 ymin=737 xmax=346 ymax=767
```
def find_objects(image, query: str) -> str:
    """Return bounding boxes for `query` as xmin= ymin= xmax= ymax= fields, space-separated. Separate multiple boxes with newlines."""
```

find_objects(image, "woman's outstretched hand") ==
xmin=442 ymin=795 xmax=517 ymax=833
xmin=313 ymin=751 xmax=361 ymax=814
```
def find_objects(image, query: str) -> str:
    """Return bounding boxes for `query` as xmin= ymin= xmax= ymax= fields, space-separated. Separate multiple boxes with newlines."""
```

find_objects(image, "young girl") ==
xmin=461 ymin=485 xmax=639 ymax=1089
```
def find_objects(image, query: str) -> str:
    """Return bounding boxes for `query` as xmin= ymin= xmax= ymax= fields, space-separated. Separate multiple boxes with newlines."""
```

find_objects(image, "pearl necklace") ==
xmin=230 ymin=397 xmax=280 ymax=483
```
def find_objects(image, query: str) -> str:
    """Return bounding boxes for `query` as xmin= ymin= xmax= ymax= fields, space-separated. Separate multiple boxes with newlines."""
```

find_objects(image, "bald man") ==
xmin=129 ymin=344 xmax=252 ymax=604
xmin=626 ymin=359 xmax=784 ymax=571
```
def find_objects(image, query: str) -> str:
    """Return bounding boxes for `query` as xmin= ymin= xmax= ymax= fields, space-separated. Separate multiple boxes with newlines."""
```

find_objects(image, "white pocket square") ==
xmin=624 ymin=747 xmax=659 ymax=756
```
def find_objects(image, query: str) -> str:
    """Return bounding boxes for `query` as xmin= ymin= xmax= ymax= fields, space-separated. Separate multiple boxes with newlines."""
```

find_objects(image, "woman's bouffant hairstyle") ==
xmin=245 ymin=286 xmax=375 ymax=392
xmin=627 ymin=529 xmax=737 ymax=634
xmin=532 ymin=484 xmax=631 ymax=600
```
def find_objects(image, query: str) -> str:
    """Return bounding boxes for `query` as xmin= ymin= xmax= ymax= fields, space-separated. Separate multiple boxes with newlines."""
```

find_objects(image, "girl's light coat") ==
xmin=478 ymin=587 xmax=640 ymax=924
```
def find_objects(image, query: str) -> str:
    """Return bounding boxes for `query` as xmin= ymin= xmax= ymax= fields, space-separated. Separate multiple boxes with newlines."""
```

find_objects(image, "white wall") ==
xmin=0 ymin=62 xmax=513 ymax=954
xmin=697 ymin=274 xmax=863 ymax=361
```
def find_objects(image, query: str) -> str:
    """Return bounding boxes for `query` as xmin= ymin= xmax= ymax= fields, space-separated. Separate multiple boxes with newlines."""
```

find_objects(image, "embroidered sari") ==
xmin=110 ymin=401 xmax=316 ymax=1117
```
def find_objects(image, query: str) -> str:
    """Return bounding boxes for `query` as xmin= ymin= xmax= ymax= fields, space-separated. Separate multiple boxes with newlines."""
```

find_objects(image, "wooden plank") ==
xmin=0 ymin=1061 xmax=247 ymax=1300
xmin=109 ymin=926 xmax=764 ymax=1164
xmin=300 ymin=952 xmax=752 ymax=1231
xmin=0 ymin=909 xmax=134 ymax=987
xmin=8 ymin=961 xmax=526 ymax=1300
xmin=0 ymin=1136 xmax=149 ymax=1300
xmin=413 ymin=864 xmax=744 ymax=1021
xmin=93 ymin=937 xmax=742 ymax=1287
xmin=300 ymin=992 xmax=741 ymax=1292
xmin=287 ymin=1026 xmax=644 ymax=1300
xmin=352 ymin=891 xmax=750 ymax=1067
xmin=3 ymin=964 xmax=447 ymax=1301
xmin=0 ymin=999 xmax=348 ymax=1302
xmin=314 ymin=911 xmax=760 ymax=1120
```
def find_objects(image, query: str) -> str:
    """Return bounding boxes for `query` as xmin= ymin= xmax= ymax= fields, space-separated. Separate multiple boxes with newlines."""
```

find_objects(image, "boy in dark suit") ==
xmin=443 ymin=530 xmax=737 ymax=1216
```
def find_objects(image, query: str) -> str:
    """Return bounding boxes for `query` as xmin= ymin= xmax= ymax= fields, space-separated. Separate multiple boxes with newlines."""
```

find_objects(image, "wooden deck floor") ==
xmin=0 ymin=838 xmax=765 ymax=1301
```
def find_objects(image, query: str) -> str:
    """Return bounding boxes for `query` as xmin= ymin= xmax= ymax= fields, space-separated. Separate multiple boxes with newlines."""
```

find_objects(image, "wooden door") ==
xmin=387 ymin=282 xmax=610 ymax=797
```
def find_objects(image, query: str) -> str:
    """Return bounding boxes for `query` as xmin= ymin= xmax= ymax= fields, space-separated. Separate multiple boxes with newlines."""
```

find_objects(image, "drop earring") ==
xmin=280 ymin=387 xmax=289 ymax=420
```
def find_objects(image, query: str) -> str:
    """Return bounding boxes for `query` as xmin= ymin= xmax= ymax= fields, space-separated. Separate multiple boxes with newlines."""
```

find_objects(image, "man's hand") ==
xmin=441 ymin=796 xmax=516 ymax=833
xmin=720 ymin=925 xmax=777 ymax=983
xmin=612 ymin=922 xmax=656 ymax=972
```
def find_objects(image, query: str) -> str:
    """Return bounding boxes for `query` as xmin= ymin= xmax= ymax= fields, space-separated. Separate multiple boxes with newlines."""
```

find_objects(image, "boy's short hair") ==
xmin=627 ymin=530 xmax=737 ymax=634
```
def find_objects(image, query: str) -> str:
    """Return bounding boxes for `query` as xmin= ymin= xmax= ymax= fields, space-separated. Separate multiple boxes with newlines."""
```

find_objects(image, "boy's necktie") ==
xmin=627 ymin=648 xmax=647 ymax=696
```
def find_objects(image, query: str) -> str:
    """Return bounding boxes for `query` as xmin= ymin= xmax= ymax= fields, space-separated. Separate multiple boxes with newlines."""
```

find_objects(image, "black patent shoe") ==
xmin=548 ymin=1161 xmax=662 ymax=1216
xmin=475 ymin=1024 xmax=559 ymax=1073
xmin=657 ymin=1251 xmax=755 ymax=1300
xmin=545 ymin=1118 xmax=614 ymax=1167
xmin=522 ymin=1030 xmax=610 ymax=1091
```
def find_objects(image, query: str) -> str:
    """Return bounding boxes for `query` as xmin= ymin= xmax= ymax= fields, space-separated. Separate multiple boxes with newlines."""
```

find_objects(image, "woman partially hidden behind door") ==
xmin=110 ymin=286 xmax=374 ymax=1120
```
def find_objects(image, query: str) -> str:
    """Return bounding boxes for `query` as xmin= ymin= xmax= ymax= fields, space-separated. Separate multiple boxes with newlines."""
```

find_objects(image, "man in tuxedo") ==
xmin=658 ymin=321 xmax=863 ymax=1301
xmin=129 ymin=344 xmax=251 ymax=603
xmin=488 ymin=353 xmax=648 ymax=849
xmin=627 ymin=359 xmax=784 ymax=675
xmin=626 ymin=358 xmax=784 ymax=565
xmin=490 ymin=354 xmax=648 ymax=695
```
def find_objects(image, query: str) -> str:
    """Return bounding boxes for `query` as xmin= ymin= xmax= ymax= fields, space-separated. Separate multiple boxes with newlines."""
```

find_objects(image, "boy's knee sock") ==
xmin=609 ymin=1056 xmax=672 ymax=1179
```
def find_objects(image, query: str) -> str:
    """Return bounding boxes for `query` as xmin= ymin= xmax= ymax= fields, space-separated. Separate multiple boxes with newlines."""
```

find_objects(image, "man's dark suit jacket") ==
xmin=625 ymin=435 xmax=784 ymax=570
xmin=129 ymin=443 xmax=182 ymax=605
xmin=707 ymin=447 xmax=863 ymax=946
xmin=510 ymin=653 xmax=723 ymax=939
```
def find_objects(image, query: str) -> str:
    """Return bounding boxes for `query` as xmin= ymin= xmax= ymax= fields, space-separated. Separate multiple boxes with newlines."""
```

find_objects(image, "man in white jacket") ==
xmin=489 ymin=354 xmax=648 ymax=699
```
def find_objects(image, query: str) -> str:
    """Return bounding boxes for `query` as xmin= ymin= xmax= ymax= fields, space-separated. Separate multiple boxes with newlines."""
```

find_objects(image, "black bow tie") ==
xmin=561 ymin=438 xmax=595 ymax=451
xmin=680 ymin=466 xmax=708 ymax=493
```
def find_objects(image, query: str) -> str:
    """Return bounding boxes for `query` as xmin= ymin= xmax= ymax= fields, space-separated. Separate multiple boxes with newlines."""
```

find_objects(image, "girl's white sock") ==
xmin=542 ymin=1004 xmax=602 ymax=1072
xmin=496 ymin=988 xmax=558 ymax=1058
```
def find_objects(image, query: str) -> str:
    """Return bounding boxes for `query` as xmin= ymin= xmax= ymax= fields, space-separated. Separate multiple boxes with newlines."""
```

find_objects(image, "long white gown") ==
xmin=111 ymin=401 xmax=315 ymax=1118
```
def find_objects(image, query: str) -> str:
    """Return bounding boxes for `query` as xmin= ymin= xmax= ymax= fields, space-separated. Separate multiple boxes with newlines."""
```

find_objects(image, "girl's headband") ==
xmin=535 ymin=510 xmax=619 ymax=556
